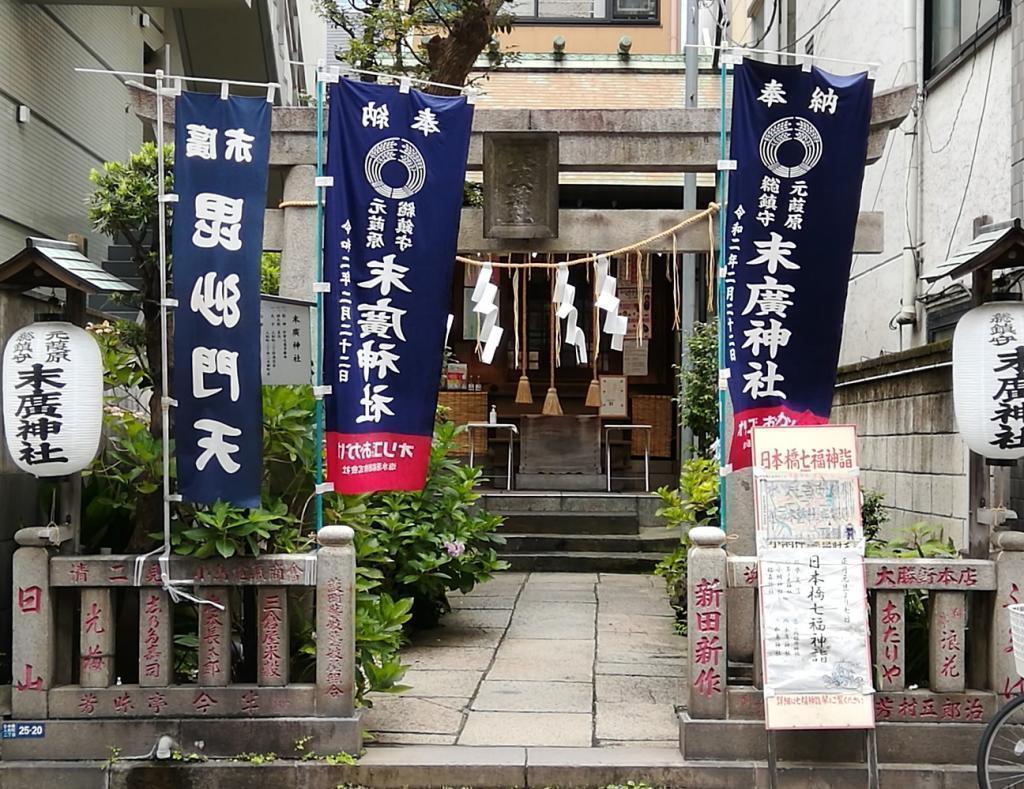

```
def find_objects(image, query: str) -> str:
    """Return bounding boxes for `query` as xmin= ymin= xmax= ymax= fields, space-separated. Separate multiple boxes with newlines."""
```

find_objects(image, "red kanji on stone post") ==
xmin=686 ymin=526 xmax=727 ymax=720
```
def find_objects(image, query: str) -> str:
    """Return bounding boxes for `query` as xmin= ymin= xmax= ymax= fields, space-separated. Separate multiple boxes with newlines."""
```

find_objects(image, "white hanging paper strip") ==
xmin=593 ymin=255 xmax=628 ymax=350
xmin=470 ymin=265 xmax=502 ymax=364
xmin=554 ymin=262 xmax=587 ymax=364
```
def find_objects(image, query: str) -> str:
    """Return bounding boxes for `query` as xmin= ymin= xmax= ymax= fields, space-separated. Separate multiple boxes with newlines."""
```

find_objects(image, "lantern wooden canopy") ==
xmin=0 ymin=237 xmax=135 ymax=326
xmin=925 ymin=219 xmax=1024 ymax=305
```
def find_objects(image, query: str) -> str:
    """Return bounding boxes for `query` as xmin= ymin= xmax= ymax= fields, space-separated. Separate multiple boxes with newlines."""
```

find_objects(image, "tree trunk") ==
xmin=425 ymin=0 xmax=505 ymax=93
xmin=129 ymin=255 xmax=166 ymax=552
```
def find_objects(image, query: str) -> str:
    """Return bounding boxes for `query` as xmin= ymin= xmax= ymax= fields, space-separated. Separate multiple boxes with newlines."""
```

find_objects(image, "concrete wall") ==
xmin=792 ymin=1 xmax=1013 ymax=365
xmin=832 ymin=341 xmax=969 ymax=548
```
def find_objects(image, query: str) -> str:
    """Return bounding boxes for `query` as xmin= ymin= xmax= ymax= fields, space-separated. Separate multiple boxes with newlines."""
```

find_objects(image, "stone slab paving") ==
xmin=363 ymin=571 xmax=685 ymax=747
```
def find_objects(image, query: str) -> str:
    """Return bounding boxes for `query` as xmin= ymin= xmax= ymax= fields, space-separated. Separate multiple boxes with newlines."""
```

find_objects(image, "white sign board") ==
xmin=260 ymin=296 xmax=313 ymax=386
xmin=752 ymin=424 xmax=875 ymax=731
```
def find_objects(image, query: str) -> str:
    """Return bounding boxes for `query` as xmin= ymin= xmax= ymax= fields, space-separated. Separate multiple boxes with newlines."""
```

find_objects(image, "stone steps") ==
xmin=502 ymin=531 xmax=679 ymax=553
xmin=499 ymin=512 xmax=640 ymax=535
xmin=501 ymin=550 xmax=664 ymax=573
xmin=484 ymin=492 xmax=669 ymax=573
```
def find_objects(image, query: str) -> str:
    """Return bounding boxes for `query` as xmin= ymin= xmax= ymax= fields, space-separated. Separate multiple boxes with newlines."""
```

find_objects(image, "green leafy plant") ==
xmin=861 ymin=489 xmax=889 ymax=548
xmin=261 ymin=251 xmax=282 ymax=295
xmin=678 ymin=320 xmax=718 ymax=451
xmin=653 ymin=457 xmax=720 ymax=632
xmin=345 ymin=419 xmax=508 ymax=627
xmin=234 ymin=752 xmax=277 ymax=765
xmin=87 ymin=144 xmax=174 ymax=551
xmin=865 ymin=515 xmax=959 ymax=686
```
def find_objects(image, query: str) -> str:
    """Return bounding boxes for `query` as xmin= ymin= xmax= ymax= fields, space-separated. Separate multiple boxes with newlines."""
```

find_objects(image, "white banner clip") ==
xmin=312 ymin=385 xmax=333 ymax=399
xmin=314 ymin=482 xmax=335 ymax=495
xmin=313 ymin=281 xmax=331 ymax=293
xmin=315 ymin=176 xmax=334 ymax=188
xmin=160 ymin=298 xmax=178 ymax=308
xmin=158 ymin=194 xmax=179 ymax=204
xmin=166 ymin=494 xmax=183 ymax=503
xmin=398 ymin=76 xmax=412 ymax=94
xmin=717 ymin=159 xmax=737 ymax=172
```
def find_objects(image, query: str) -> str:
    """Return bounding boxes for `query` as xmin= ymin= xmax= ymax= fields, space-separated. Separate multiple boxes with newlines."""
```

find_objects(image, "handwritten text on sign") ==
xmin=752 ymin=425 xmax=875 ymax=730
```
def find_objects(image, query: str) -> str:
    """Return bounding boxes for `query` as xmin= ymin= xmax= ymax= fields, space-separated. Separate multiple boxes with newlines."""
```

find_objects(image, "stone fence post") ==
xmin=11 ymin=529 xmax=56 ymax=718
xmin=316 ymin=525 xmax=356 ymax=718
xmin=687 ymin=525 xmax=728 ymax=719
xmin=991 ymin=531 xmax=1024 ymax=699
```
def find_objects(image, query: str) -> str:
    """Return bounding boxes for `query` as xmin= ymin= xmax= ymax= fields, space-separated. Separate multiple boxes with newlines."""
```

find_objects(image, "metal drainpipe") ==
xmin=896 ymin=0 xmax=923 ymax=326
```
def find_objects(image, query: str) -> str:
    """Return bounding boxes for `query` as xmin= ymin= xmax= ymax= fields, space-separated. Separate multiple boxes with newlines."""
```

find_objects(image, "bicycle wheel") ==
xmin=979 ymin=694 xmax=1024 ymax=788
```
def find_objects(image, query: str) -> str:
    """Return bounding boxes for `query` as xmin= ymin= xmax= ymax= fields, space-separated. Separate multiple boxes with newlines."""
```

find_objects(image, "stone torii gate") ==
xmin=130 ymin=84 xmax=913 ymax=302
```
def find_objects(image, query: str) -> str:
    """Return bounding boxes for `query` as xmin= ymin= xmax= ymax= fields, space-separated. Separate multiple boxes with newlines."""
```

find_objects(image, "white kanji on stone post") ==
xmin=193 ymin=193 xmax=244 ymax=251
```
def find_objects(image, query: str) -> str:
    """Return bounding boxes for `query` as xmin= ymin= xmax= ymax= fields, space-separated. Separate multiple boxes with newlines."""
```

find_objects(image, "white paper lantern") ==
xmin=2 ymin=321 xmax=103 ymax=476
xmin=953 ymin=302 xmax=1024 ymax=462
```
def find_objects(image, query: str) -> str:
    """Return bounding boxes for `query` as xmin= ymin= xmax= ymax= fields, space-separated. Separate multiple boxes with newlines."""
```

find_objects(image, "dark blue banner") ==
xmin=323 ymin=79 xmax=473 ymax=493
xmin=172 ymin=91 xmax=271 ymax=507
xmin=724 ymin=59 xmax=872 ymax=469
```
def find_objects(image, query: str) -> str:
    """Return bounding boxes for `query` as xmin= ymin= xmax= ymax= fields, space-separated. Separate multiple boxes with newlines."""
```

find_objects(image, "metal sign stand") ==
xmin=766 ymin=728 xmax=879 ymax=788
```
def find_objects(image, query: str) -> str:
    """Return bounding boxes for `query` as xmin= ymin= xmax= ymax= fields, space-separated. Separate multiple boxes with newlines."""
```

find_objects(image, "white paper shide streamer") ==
xmin=553 ymin=262 xmax=588 ymax=365
xmin=594 ymin=256 xmax=629 ymax=351
xmin=471 ymin=264 xmax=503 ymax=364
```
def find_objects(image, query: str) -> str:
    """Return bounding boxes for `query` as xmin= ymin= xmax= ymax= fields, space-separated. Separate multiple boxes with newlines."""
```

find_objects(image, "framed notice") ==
xmin=751 ymin=424 xmax=875 ymax=731
xmin=622 ymin=342 xmax=649 ymax=377
xmin=260 ymin=295 xmax=313 ymax=386
xmin=599 ymin=375 xmax=628 ymax=418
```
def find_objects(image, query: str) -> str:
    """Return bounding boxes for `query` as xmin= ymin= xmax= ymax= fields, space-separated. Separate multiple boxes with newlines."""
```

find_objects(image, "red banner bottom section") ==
xmin=326 ymin=432 xmax=432 ymax=494
xmin=729 ymin=406 xmax=828 ymax=470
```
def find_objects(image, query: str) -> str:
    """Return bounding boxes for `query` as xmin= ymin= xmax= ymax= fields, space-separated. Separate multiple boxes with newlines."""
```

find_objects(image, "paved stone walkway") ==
xmin=364 ymin=572 xmax=685 ymax=747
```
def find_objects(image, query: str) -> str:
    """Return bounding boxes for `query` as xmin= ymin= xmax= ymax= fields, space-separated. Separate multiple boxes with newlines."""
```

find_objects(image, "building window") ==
xmin=927 ymin=0 xmax=1009 ymax=78
xmin=511 ymin=0 xmax=657 ymax=23
xmin=611 ymin=0 xmax=656 ymax=21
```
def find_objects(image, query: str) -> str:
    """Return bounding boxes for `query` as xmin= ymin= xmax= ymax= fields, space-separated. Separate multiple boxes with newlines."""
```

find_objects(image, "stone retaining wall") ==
xmin=832 ymin=341 xmax=968 ymax=546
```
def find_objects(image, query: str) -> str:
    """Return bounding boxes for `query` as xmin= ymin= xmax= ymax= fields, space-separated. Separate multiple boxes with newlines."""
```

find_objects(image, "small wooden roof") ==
xmin=0 ymin=237 xmax=136 ymax=295
xmin=923 ymin=219 xmax=1024 ymax=282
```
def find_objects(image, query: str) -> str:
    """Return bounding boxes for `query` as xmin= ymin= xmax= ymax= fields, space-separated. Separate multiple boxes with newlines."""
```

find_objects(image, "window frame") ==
xmin=510 ymin=0 xmax=660 ymax=26
xmin=925 ymin=0 xmax=1011 ymax=85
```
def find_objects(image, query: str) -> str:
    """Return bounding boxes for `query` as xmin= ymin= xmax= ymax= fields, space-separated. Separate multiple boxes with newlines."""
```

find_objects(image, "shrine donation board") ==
xmin=752 ymin=424 xmax=875 ymax=730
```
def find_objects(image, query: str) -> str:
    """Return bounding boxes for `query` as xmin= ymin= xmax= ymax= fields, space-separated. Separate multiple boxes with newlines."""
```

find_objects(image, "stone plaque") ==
xmin=483 ymin=132 xmax=559 ymax=239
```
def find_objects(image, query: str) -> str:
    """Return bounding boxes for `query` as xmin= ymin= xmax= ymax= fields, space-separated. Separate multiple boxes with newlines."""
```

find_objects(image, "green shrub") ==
xmin=336 ymin=419 xmax=509 ymax=628
xmin=678 ymin=320 xmax=718 ymax=451
xmin=84 ymin=319 xmax=504 ymax=704
xmin=864 ymin=506 xmax=959 ymax=687
xmin=653 ymin=456 xmax=720 ymax=631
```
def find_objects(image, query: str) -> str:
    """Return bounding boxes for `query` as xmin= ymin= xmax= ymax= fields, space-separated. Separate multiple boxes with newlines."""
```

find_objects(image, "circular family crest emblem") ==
xmin=364 ymin=137 xmax=427 ymax=200
xmin=758 ymin=117 xmax=823 ymax=179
